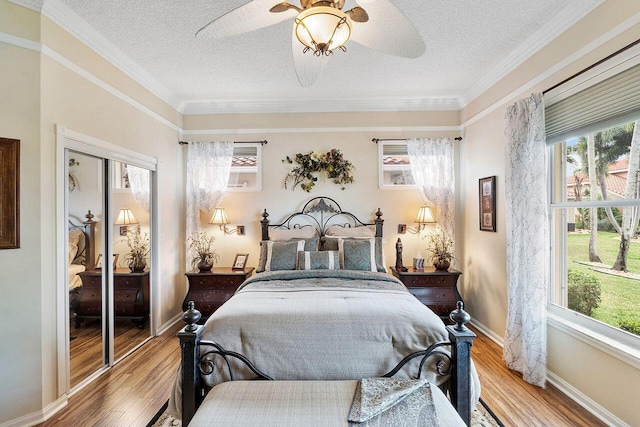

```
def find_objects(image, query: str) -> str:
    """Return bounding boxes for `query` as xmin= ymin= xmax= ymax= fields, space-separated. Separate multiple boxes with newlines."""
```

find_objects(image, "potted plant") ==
xmin=124 ymin=228 xmax=150 ymax=272
xmin=426 ymin=227 xmax=455 ymax=271
xmin=188 ymin=230 xmax=220 ymax=272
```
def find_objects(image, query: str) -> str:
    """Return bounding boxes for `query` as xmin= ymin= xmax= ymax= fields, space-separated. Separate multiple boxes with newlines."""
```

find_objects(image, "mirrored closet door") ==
xmin=67 ymin=151 xmax=106 ymax=388
xmin=66 ymin=150 xmax=154 ymax=390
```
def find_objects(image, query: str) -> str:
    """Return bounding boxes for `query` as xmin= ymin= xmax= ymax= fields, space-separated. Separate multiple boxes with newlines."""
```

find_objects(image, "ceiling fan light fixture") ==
xmin=294 ymin=6 xmax=351 ymax=56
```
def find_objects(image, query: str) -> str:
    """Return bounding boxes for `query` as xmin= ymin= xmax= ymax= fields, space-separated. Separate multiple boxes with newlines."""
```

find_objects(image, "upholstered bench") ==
xmin=188 ymin=379 xmax=466 ymax=427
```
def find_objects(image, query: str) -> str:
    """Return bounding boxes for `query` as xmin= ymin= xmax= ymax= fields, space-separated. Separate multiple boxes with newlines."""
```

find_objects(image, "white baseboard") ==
xmin=156 ymin=311 xmax=183 ymax=336
xmin=470 ymin=317 xmax=504 ymax=347
xmin=0 ymin=396 xmax=67 ymax=427
xmin=546 ymin=371 xmax=628 ymax=427
xmin=470 ymin=318 xmax=629 ymax=427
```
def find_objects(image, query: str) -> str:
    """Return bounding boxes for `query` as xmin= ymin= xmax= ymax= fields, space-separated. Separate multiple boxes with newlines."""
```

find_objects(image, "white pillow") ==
xmin=68 ymin=242 xmax=78 ymax=265
xmin=269 ymin=227 xmax=318 ymax=240
xmin=69 ymin=229 xmax=82 ymax=246
xmin=325 ymin=224 xmax=376 ymax=237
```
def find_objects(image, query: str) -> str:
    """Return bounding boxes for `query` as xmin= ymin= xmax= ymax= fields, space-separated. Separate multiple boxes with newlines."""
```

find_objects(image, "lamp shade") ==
xmin=415 ymin=206 xmax=436 ymax=224
xmin=114 ymin=208 xmax=138 ymax=225
xmin=209 ymin=207 xmax=230 ymax=225
xmin=294 ymin=6 xmax=352 ymax=55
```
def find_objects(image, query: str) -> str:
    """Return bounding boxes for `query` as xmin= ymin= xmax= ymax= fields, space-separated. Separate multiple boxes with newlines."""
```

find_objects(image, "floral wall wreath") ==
xmin=282 ymin=149 xmax=355 ymax=192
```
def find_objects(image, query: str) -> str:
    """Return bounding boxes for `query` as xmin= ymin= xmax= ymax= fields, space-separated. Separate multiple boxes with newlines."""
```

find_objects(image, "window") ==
xmin=227 ymin=143 xmax=262 ymax=191
xmin=378 ymin=141 xmax=415 ymax=188
xmin=546 ymin=49 xmax=640 ymax=359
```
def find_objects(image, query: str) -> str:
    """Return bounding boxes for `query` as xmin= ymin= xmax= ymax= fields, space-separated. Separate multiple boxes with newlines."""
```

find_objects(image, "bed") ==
xmin=172 ymin=197 xmax=480 ymax=425
xmin=68 ymin=211 xmax=96 ymax=313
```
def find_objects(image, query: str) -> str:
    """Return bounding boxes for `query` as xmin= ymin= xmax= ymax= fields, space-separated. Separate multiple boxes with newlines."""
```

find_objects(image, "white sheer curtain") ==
xmin=503 ymin=92 xmax=548 ymax=387
xmin=407 ymin=138 xmax=456 ymax=247
xmin=127 ymin=165 xmax=150 ymax=212
xmin=186 ymin=141 xmax=234 ymax=252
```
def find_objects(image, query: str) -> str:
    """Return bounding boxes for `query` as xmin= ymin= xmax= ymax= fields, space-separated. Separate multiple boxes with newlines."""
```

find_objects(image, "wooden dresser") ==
xmin=183 ymin=267 xmax=255 ymax=322
xmin=76 ymin=269 xmax=150 ymax=327
xmin=390 ymin=266 xmax=463 ymax=320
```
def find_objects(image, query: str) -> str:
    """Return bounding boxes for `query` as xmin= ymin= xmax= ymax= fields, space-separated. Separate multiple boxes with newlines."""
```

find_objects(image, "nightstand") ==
xmin=183 ymin=267 xmax=255 ymax=321
xmin=76 ymin=269 xmax=150 ymax=327
xmin=390 ymin=266 xmax=463 ymax=320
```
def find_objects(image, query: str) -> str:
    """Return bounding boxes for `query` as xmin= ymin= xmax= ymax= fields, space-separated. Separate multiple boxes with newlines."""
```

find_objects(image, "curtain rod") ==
xmin=179 ymin=140 xmax=268 ymax=145
xmin=372 ymin=137 xmax=462 ymax=143
xmin=543 ymin=38 xmax=640 ymax=95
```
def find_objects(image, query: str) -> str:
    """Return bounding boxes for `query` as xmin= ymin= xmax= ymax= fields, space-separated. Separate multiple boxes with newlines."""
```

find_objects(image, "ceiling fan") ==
xmin=196 ymin=0 xmax=426 ymax=86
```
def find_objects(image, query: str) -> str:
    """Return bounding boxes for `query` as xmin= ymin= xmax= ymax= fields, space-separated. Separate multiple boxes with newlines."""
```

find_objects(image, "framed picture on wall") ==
xmin=479 ymin=176 xmax=496 ymax=232
xmin=0 ymin=138 xmax=20 ymax=249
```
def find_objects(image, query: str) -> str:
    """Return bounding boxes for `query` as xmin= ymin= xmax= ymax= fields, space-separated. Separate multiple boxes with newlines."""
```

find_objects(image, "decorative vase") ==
xmin=197 ymin=259 xmax=213 ymax=272
xmin=433 ymin=258 xmax=450 ymax=271
xmin=129 ymin=259 xmax=146 ymax=272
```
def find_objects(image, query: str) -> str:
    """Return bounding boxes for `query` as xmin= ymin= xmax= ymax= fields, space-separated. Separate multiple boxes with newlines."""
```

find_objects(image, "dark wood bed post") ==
xmin=374 ymin=208 xmax=383 ymax=237
xmin=83 ymin=210 xmax=97 ymax=270
xmin=260 ymin=209 xmax=269 ymax=241
xmin=446 ymin=301 xmax=476 ymax=426
xmin=178 ymin=302 xmax=205 ymax=427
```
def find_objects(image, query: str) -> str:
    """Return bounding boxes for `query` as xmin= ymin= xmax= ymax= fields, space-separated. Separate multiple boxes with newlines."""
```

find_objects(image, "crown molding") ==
xmin=461 ymin=0 xmax=605 ymax=107
xmin=181 ymin=125 xmax=461 ymax=135
xmin=39 ymin=0 xmax=181 ymax=110
xmin=180 ymin=96 xmax=463 ymax=115
xmin=461 ymin=11 xmax=640 ymax=130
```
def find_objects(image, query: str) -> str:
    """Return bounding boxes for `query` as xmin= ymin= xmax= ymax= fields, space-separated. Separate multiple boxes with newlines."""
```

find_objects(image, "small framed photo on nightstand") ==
xmin=233 ymin=253 xmax=249 ymax=270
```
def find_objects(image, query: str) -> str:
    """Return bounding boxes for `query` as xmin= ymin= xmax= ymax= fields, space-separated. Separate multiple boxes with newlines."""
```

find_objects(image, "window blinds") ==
xmin=545 ymin=62 xmax=640 ymax=145
xmin=381 ymin=143 xmax=408 ymax=156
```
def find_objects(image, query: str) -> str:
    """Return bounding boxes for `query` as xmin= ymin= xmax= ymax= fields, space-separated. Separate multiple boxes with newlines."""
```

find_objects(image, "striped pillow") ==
xmin=264 ymin=240 xmax=306 ymax=271
xmin=297 ymin=251 xmax=340 ymax=270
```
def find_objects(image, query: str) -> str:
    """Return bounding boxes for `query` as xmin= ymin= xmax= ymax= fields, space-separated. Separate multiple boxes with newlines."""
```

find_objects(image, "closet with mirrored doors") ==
xmin=59 ymin=128 xmax=157 ymax=392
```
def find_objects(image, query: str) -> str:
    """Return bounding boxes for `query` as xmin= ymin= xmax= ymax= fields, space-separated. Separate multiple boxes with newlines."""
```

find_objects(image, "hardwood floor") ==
xmin=70 ymin=318 xmax=151 ymax=388
xmin=40 ymin=322 xmax=608 ymax=427
xmin=40 ymin=321 xmax=181 ymax=427
xmin=470 ymin=327 xmax=607 ymax=427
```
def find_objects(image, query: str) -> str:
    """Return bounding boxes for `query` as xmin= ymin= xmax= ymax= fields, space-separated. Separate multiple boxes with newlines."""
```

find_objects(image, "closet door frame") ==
xmin=55 ymin=125 xmax=158 ymax=396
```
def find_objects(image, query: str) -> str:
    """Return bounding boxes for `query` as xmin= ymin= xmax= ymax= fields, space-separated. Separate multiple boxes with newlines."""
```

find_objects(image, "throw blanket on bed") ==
xmin=349 ymin=378 xmax=439 ymax=426
xmin=170 ymin=270 xmax=480 ymax=418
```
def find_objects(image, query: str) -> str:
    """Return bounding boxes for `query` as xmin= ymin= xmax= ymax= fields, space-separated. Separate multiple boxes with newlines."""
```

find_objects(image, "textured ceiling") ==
xmin=55 ymin=0 xmax=596 ymax=113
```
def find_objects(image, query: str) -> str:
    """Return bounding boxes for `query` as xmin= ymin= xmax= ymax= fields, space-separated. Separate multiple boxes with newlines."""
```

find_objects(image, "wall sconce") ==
xmin=114 ymin=207 xmax=138 ymax=236
xmin=209 ymin=207 xmax=245 ymax=235
xmin=398 ymin=206 xmax=436 ymax=234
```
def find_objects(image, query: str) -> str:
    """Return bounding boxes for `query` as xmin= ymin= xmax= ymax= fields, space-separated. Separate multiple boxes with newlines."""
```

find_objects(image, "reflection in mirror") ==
xmin=67 ymin=151 xmax=105 ymax=388
xmin=112 ymin=162 xmax=151 ymax=361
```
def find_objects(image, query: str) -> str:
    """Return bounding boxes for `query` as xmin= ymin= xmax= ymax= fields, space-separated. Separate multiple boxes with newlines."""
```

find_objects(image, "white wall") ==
xmin=0 ymin=2 xmax=185 ymax=423
xmin=460 ymin=1 xmax=640 ymax=425
xmin=182 ymin=119 xmax=463 ymax=271
xmin=0 ymin=3 xmax=44 ymax=421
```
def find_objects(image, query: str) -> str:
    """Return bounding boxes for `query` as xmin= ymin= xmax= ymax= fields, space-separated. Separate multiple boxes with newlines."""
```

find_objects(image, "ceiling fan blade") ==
xmin=270 ymin=2 xmax=302 ymax=13
xmin=196 ymin=0 xmax=298 ymax=40
xmin=300 ymin=0 xmax=312 ymax=8
xmin=292 ymin=27 xmax=329 ymax=87
xmin=345 ymin=7 xmax=369 ymax=23
xmin=351 ymin=0 xmax=425 ymax=58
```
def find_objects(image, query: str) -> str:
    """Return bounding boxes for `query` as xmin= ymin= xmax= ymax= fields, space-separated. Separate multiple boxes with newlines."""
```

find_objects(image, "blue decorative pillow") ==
xmin=256 ymin=237 xmax=319 ymax=272
xmin=263 ymin=240 xmax=306 ymax=271
xmin=323 ymin=237 xmax=386 ymax=272
xmin=338 ymin=238 xmax=377 ymax=272
xmin=297 ymin=251 xmax=340 ymax=270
